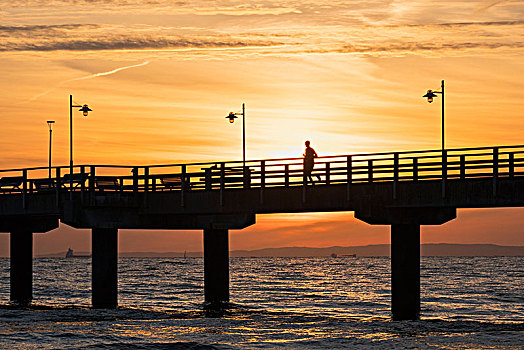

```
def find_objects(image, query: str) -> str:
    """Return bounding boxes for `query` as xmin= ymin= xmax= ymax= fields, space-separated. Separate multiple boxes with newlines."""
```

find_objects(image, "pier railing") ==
xmin=1 ymin=145 xmax=523 ymax=199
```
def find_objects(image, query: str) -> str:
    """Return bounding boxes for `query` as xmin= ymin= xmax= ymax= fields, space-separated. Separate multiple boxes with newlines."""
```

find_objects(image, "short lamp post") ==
xmin=47 ymin=120 xmax=55 ymax=179
xmin=225 ymin=103 xmax=246 ymax=169
xmin=423 ymin=80 xmax=445 ymax=151
xmin=69 ymin=95 xmax=92 ymax=197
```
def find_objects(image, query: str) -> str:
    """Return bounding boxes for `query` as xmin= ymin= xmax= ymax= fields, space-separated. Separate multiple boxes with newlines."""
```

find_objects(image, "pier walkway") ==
xmin=1 ymin=144 xmax=523 ymax=320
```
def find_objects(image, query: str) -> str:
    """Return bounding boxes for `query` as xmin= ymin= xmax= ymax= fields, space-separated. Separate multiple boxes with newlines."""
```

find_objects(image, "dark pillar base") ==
xmin=92 ymin=228 xmax=118 ymax=308
xmin=391 ymin=224 xmax=420 ymax=320
xmin=10 ymin=231 xmax=33 ymax=305
xmin=203 ymin=229 xmax=229 ymax=304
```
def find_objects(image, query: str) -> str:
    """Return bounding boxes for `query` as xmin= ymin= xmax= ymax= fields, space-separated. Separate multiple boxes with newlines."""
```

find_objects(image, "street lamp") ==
xmin=46 ymin=120 xmax=55 ymax=179
xmin=225 ymin=103 xmax=246 ymax=168
xmin=423 ymin=80 xmax=445 ymax=151
xmin=69 ymin=95 xmax=92 ymax=197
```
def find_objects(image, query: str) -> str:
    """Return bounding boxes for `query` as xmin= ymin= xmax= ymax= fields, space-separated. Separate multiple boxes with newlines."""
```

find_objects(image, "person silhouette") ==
xmin=303 ymin=140 xmax=320 ymax=185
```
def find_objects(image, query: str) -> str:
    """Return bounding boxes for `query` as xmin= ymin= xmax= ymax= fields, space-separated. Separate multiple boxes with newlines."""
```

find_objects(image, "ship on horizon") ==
xmin=65 ymin=248 xmax=91 ymax=258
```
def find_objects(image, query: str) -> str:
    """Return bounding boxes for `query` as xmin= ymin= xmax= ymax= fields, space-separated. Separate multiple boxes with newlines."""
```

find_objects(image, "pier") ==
xmin=1 ymin=145 xmax=523 ymax=320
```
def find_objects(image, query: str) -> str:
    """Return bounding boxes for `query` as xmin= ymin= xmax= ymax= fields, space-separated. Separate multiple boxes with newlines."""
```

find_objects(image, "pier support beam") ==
xmin=92 ymin=228 xmax=118 ymax=308
xmin=10 ymin=231 xmax=33 ymax=305
xmin=203 ymin=228 xmax=229 ymax=304
xmin=391 ymin=224 xmax=420 ymax=320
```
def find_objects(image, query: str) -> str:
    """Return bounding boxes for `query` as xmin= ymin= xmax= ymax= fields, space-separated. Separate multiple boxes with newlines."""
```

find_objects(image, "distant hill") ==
xmin=230 ymin=244 xmax=524 ymax=257
xmin=34 ymin=244 xmax=524 ymax=258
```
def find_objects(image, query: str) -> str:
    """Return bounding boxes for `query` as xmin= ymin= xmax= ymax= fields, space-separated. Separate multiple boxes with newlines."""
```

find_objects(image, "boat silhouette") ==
xmin=65 ymin=248 xmax=91 ymax=258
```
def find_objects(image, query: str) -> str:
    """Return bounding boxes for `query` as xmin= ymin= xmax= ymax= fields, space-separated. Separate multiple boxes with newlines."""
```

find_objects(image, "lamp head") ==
xmin=422 ymin=90 xmax=438 ymax=103
xmin=47 ymin=120 xmax=55 ymax=130
xmin=226 ymin=112 xmax=237 ymax=123
xmin=79 ymin=104 xmax=92 ymax=116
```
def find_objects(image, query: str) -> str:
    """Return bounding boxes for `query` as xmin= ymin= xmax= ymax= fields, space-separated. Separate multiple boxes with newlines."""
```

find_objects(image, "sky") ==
xmin=1 ymin=0 xmax=523 ymax=255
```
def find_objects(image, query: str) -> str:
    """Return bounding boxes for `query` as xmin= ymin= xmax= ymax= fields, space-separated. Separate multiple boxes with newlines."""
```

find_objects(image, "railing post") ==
xmin=325 ymin=162 xmax=330 ymax=185
xmin=302 ymin=161 xmax=306 ymax=203
xmin=151 ymin=174 xmax=156 ymax=192
xmin=284 ymin=164 xmax=290 ymax=187
xmin=55 ymin=167 xmax=61 ymax=207
xmin=346 ymin=156 xmax=352 ymax=201
xmin=22 ymin=169 xmax=27 ymax=209
xmin=80 ymin=166 xmax=85 ymax=203
xmin=243 ymin=166 xmax=251 ymax=189
xmin=493 ymin=147 xmax=499 ymax=197
xmin=27 ymin=177 xmax=33 ymax=194
xmin=368 ymin=160 xmax=373 ymax=183
xmin=413 ymin=158 xmax=418 ymax=182
xmin=509 ymin=152 xmax=514 ymax=178
xmin=89 ymin=166 xmax=95 ymax=205
xmin=69 ymin=166 xmax=74 ymax=201
xmin=180 ymin=165 xmax=186 ymax=207
xmin=220 ymin=163 xmax=225 ymax=206
xmin=393 ymin=153 xmax=399 ymax=200
xmin=442 ymin=150 xmax=447 ymax=198
xmin=260 ymin=160 xmax=265 ymax=204
xmin=144 ymin=166 xmax=149 ymax=206
xmin=205 ymin=168 xmax=212 ymax=191
xmin=460 ymin=155 xmax=466 ymax=180
xmin=133 ymin=167 xmax=138 ymax=195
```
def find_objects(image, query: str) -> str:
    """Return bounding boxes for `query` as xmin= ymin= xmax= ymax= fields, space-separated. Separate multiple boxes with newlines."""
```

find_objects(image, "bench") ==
xmin=0 ymin=176 xmax=24 ymax=192
xmin=33 ymin=178 xmax=55 ymax=191
xmin=160 ymin=175 xmax=191 ymax=190
xmin=63 ymin=173 xmax=89 ymax=188
xmin=95 ymin=177 xmax=121 ymax=191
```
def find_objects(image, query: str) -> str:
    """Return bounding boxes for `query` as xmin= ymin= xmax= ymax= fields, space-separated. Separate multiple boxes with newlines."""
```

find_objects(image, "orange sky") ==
xmin=1 ymin=0 xmax=523 ymax=255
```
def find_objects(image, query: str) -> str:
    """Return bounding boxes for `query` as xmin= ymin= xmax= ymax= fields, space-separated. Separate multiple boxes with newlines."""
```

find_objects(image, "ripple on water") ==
xmin=0 ymin=257 xmax=523 ymax=349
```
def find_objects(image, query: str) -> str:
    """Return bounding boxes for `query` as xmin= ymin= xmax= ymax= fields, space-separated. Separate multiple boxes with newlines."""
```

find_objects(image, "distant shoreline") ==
xmin=23 ymin=243 xmax=524 ymax=258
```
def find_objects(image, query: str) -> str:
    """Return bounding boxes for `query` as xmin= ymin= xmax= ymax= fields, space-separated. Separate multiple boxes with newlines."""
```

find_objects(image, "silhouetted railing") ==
xmin=1 ymin=146 xmax=523 ymax=205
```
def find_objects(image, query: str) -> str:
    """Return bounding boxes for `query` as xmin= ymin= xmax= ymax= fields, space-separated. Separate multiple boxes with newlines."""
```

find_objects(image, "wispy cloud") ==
xmin=476 ymin=0 xmax=512 ymax=13
xmin=68 ymin=60 xmax=151 ymax=81
xmin=0 ymin=39 xmax=279 ymax=52
xmin=2 ymin=20 xmax=522 ymax=56
xmin=25 ymin=60 xmax=152 ymax=102
xmin=0 ymin=24 xmax=98 ymax=32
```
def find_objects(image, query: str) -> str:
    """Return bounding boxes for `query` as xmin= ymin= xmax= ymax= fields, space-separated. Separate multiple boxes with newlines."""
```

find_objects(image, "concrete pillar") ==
xmin=203 ymin=228 xmax=229 ymax=304
xmin=10 ymin=231 xmax=33 ymax=305
xmin=92 ymin=228 xmax=118 ymax=308
xmin=391 ymin=224 xmax=420 ymax=320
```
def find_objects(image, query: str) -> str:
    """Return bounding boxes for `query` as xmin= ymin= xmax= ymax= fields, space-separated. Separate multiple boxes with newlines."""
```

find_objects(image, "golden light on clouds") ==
xmin=1 ymin=0 xmax=523 ymax=253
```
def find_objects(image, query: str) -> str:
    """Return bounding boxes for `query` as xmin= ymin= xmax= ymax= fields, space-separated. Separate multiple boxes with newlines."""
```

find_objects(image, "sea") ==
xmin=0 ymin=256 xmax=523 ymax=349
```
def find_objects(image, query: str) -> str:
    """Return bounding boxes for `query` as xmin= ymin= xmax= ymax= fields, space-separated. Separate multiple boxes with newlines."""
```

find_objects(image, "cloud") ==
xmin=1 ymin=19 xmax=522 ymax=57
xmin=0 ymin=24 xmax=98 ymax=32
xmin=476 ymin=0 xmax=513 ymax=13
xmin=24 ymin=60 xmax=152 ymax=102
xmin=2 ymin=1 xmax=300 ymax=17
xmin=70 ymin=60 xmax=151 ymax=81
xmin=16 ymin=39 xmax=272 ymax=51
xmin=405 ymin=20 xmax=524 ymax=28
xmin=336 ymin=41 xmax=524 ymax=54
xmin=0 ymin=27 xmax=284 ymax=52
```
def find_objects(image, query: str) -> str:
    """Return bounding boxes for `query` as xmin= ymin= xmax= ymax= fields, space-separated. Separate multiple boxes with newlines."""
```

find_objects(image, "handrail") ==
xmin=1 ymin=144 xmax=523 ymax=173
xmin=0 ymin=145 xmax=523 ymax=201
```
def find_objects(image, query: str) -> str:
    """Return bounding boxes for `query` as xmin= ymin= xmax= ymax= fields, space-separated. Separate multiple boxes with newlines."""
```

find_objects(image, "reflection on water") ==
xmin=0 ymin=257 xmax=523 ymax=349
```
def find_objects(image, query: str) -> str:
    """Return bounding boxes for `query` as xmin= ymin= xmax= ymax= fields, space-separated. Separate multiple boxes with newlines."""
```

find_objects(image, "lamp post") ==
xmin=225 ymin=103 xmax=246 ymax=168
xmin=46 ymin=121 xmax=55 ymax=179
xmin=69 ymin=95 xmax=92 ymax=197
xmin=423 ymin=80 xmax=445 ymax=151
